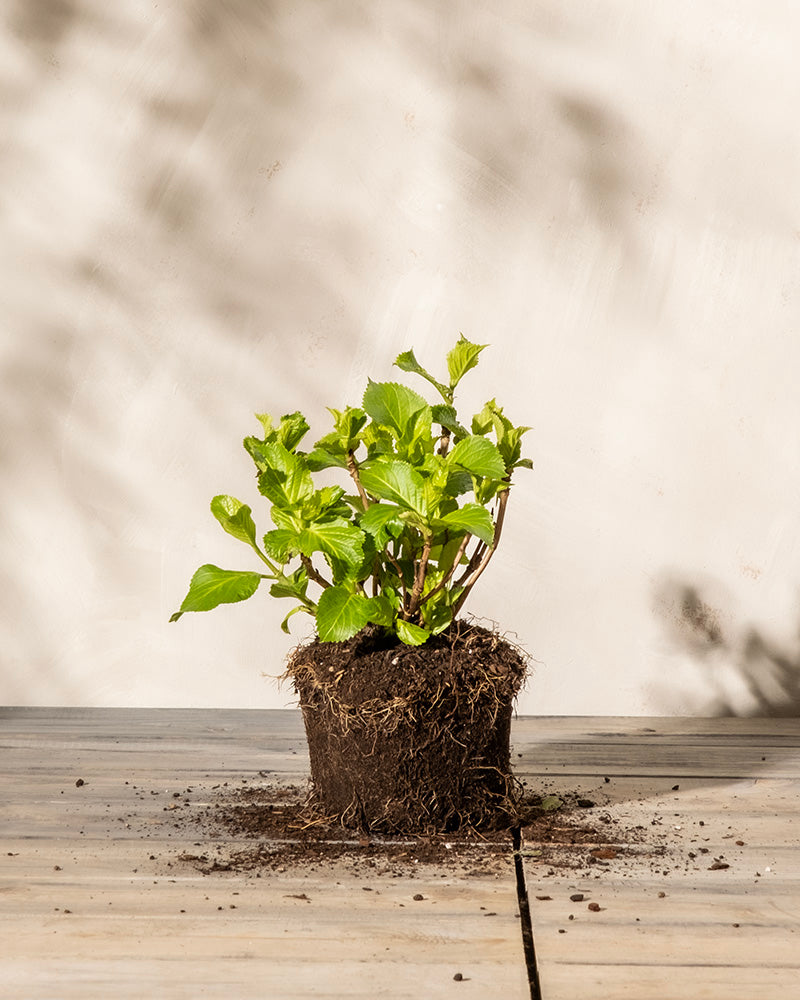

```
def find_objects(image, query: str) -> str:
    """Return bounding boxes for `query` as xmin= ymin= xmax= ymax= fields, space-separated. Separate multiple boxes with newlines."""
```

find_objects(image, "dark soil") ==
xmin=286 ymin=621 xmax=528 ymax=832
xmin=178 ymin=781 xmax=663 ymax=879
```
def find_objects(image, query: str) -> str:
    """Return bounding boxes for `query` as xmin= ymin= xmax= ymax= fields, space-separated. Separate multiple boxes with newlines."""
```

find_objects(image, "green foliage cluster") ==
xmin=172 ymin=337 xmax=531 ymax=645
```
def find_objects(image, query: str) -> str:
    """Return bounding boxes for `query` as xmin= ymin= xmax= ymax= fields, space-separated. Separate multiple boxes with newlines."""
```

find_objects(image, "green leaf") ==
xmin=316 ymin=485 xmax=348 ymax=513
xmin=280 ymin=604 xmax=314 ymax=634
xmin=328 ymin=406 xmax=368 ymax=448
xmin=257 ymin=442 xmax=315 ymax=508
xmin=171 ymin=565 xmax=262 ymax=620
xmin=297 ymin=518 xmax=365 ymax=569
xmin=446 ymin=335 xmax=487 ymax=390
xmin=360 ymin=503 xmax=405 ymax=547
xmin=366 ymin=594 xmax=395 ymax=627
xmin=396 ymin=619 xmax=431 ymax=646
xmin=424 ymin=603 xmax=453 ymax=635
xmin=361 ymin=422 xmax=395 ymax=459
xmin=436 ymin=503 xmax=495 ymax=547
xmin=472 ymin=399 xmax=532 ymax=471
xmin=263 ymin=528 xmax=300 ymax=562
xmin=316 ymin=586 xmax=373 ymax=641
xmin=243 ymin=435 xmax=271 ymax=472
xmin=362 ymin=380 xmax=430 ymax=439
xmin=359 ymin=460 xmax=427 ymax=515
xmin=254 ymin=413 xmax=275 ymax=438
xmin=394 ymin=349 xmax=451 ymax=402
xmin=431 ymin=404 xmax=469 ymax=440
xmin=210 ymin=495 xmax=259 ymax=549
xmin=269 ymin=567 xmax=310 ymax=602
xmin=275 ymin=411 xmax=310 ymax=451
xmin=448 ymin=435 xmax=506 ymax=480
xmin=306 ymin=446 xmax=349 ymax=471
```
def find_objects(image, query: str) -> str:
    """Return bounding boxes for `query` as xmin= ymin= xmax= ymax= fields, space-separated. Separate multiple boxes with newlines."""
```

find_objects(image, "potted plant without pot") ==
xmin=172 ymin=336 xmax=532 ymax=832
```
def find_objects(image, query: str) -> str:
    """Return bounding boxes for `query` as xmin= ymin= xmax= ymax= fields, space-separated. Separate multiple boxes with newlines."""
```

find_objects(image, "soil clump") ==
xmin=285 ymin=621 xmax=528 ymax=832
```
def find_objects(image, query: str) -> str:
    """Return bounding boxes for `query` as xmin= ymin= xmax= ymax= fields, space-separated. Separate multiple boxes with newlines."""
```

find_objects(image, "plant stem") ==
xmin=406 ymin=536 xmax=432 ymax=619
xmin=454 ymin=538 xmax=486 ymax=588
xmin=346 ymin=450 xmax=371 ymax=510
xmin=452 ymin=486 xmax=509 ymax=616
xmin=385 ymin=544 xmax=409 ymax=610
xmin=419 ymin=533 xmax=471 ymax=606
xmin=300 ymin=555 xmax=331 ymax=590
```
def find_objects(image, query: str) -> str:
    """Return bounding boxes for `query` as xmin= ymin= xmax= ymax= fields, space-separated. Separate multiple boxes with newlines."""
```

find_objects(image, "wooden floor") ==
xmin=1 ymin=709 xmax=798 ymax=999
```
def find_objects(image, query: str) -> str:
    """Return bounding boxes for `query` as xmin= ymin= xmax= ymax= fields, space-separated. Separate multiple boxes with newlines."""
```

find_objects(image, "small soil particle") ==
xmin=587 ymin=902 xmax=603 ymax=912
xmin=412 ymin=893 xmax=425 ymax=901
xmin=75 ymin=779 xmax=85 ymax=787
xmin=569 ymin=893 xmax=585 ymax=902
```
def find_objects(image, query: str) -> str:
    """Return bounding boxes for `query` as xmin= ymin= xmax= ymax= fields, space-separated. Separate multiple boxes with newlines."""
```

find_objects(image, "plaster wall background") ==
xmin=2 ymin=0 xmax=799 ymax=715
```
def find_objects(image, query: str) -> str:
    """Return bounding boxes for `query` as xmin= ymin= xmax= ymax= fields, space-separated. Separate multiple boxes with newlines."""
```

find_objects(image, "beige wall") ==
xmin=2 ymin=1 xmax=799 ymax=714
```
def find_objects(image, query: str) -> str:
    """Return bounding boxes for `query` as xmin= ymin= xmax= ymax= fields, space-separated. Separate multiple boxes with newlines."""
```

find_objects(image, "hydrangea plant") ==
xmin=171 ymin=336 xmax=531 ymax=645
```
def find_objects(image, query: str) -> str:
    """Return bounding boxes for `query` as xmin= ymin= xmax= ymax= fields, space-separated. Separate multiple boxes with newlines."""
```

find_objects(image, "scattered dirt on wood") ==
xmin=173 ymin=781 xmax=666 ymax=879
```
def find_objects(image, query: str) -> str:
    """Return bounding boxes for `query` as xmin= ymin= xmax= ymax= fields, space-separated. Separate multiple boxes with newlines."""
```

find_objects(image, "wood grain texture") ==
xmin=1 ymin=709 xmax=799 ymax=999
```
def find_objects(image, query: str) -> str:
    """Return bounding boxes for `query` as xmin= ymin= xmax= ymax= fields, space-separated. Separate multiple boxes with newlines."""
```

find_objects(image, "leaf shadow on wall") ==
xmin=654 ymin=582 xmax=800 ymax=718
xmin=0 ymin=1 xmax=367 ymax=702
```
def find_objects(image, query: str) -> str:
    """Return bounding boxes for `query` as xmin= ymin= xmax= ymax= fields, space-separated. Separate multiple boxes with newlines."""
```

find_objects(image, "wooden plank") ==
xmin=2 ymin=709 xmax=800 ymax=999
xmin=0 ymin=707 xmax=529 ymax=1000
xmin=521 ymin=748 xmax=800 ymax=1000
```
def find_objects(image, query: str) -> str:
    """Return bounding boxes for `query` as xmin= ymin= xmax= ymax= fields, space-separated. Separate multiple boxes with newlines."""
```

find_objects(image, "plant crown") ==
xmin=171 ymin=336 xmax=531 ymax=645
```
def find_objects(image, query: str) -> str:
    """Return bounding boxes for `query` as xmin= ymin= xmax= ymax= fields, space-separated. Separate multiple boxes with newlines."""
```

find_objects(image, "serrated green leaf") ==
xmin=263 ymin=528 xmax=300 ymax=562
xmin=394 ymin=349 xmax=451 ymax=401
xmin=306 ymin=446 xmax=349 ymax=471
xmin=431 ymin=404 xmax=469 ymax=440
xmin=448 ymin=435 xmax=506 ymax=480
xmin=473 ymin=399 xmax=532 ymax=470
xmin=171 ymin=565 xmax=262 ymax=620
xmin=361 ymin=422 xmax=395 ymax=459
xmin=297 ymin=518 xmax=365 ymax=569
xmin=446 ymin=335 xmax=487 ymax=390
xmin=436 ymin=503 xmax=495 ymax=546
xmin=316 ymin=586 xmax=373 ymax=641
xmin=367 ymin=594 xmax=395 ymax=627
xmin=243 ymin=435 xmax=271 ymax=472
xmin=360 ymin=503 xmax=405 ymax=547
xmin=269 ymin=566 xmax=310 ymax=602
xmin=257 ymin=441 xmax=315 ymax=508
xmin=316 ymin=485 xmax=347 ymax=511
xmin=359 ymin=460 xmax=428 ymax=515
xmin=298 ymin=485 xmax=348 ymax=522
xmin=254 ymin=413 xmax=275 ymax=438
xmin=210 ymin=495 xmax=259 ymax=549
xmin=424 ymin=603 xmax=454 ymax=635
xmin=328 ymin=406 xmax=368 ymax=448
xmin=396 ymin=619 xmax=431 ymax=646
xmin=275 ymin=411 xmax=310 ymax=451
xmin=362 ymin=380 xmax=430 ymax=439
xmin=269 ymin=506 xmax=298 ymax=531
